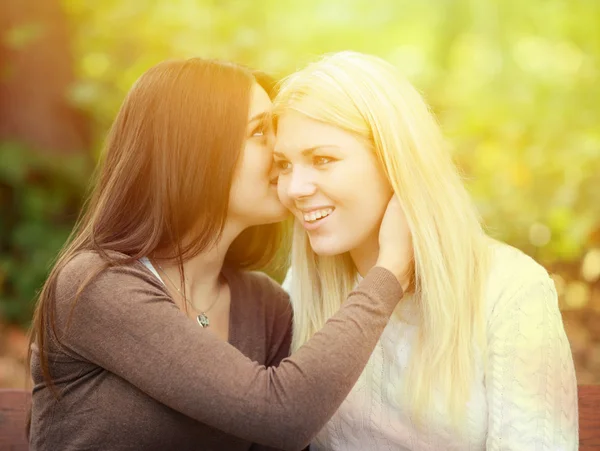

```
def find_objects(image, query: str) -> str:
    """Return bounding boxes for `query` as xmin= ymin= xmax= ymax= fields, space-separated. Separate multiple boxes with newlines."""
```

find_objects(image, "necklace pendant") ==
xmin=197 ymin=313 xmax=210 ymax=328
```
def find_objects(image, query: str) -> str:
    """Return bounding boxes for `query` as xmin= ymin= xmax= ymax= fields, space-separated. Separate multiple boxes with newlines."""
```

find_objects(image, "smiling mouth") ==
xmin=302 ymin=207 xmax=335 ymax=223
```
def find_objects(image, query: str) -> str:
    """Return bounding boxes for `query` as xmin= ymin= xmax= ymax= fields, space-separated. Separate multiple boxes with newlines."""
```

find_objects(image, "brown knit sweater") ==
xmin=29 ymin=251 xmax=403 ymax=451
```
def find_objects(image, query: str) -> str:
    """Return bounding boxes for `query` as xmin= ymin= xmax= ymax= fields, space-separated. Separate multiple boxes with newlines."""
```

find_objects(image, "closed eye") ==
xmin=251 ymin=120 xmax=272 ymax=138
xmin=251 ymin=126 xmax=265 ymax=138
xmin=313 ymin=156 xmax=335 ymax=165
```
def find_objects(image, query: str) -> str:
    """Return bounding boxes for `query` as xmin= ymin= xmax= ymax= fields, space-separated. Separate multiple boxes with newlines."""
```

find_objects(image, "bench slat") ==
xmin=0 ymin=389 xmax=30 ymax=450
xmin=579 ymin=384 xmax=600 ymax=449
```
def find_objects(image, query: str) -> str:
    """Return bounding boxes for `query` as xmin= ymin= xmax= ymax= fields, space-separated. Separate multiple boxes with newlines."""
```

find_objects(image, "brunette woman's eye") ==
xmin=252 ymin=120 xmax=272 ymax=138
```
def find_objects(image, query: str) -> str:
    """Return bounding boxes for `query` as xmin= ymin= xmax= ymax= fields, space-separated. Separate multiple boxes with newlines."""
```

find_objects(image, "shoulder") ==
xmin=50 ymin=251 xmax=170 ymax=342
xmin=56 ymin=250 xmax=164 ymax=304
xmin=487 ymin=240 xmax=551 ymax=286
xmin=484 ymin=240 xmax=557 ymax=320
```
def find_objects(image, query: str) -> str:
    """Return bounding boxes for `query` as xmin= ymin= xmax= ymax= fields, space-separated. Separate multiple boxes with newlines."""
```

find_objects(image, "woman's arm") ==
xmin=264 ymin=279 xmax=293 ymax=369
xmin=54 ymin=254 xmax=403 ymax=451
xmin=250 ymin=277 xmax=294 ymax=451
xmin=485 ymin=272 xmax=578 ymax=450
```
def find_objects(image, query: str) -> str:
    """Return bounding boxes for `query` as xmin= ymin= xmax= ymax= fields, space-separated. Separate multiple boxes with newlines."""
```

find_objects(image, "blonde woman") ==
xmin=273 ymin=51 xmax=578 ymax=450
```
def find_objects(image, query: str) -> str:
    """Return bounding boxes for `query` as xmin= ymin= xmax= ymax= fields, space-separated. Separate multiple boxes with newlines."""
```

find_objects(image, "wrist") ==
xmin=376 ymin=260 xmax=412 ymax=293
xmin=375 ymin=259 xmax=402 ymax=282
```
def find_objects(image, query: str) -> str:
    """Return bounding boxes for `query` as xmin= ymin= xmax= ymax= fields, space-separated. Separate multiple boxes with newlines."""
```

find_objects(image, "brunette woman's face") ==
xmin=228 ymin=83 xmax=289 ymax=227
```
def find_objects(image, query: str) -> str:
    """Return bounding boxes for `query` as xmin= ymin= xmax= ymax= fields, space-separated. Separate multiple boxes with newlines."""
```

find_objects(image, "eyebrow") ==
xmin=247 ymin=111 xmax=270 ymax=125
xmin=273 ymin=145 xmax=339 ymax=159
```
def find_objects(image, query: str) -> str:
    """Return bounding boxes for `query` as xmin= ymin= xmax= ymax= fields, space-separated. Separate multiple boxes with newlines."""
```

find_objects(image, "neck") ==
xmin=349 ymin=230 xmax=380 ymax=278
xmin=153 ymin=219 xmax=244 ymax=307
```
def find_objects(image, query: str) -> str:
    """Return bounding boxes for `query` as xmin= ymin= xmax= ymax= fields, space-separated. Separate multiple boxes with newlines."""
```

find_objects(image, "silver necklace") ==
xmin=155 ymin=262 xmax=222 ymax=328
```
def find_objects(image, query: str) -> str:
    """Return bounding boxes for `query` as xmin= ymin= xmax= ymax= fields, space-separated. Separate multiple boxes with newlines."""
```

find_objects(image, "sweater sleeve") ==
xmin=485 ymin=271 xmax=579 ymax=450
xmin=54 ymin=255 xmax=403 ymax=451
xmin=249 ymin=275 xmax=295 ymax=451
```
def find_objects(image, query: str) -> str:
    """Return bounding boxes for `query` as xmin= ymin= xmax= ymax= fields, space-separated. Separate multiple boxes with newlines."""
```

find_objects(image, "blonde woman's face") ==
xmin=275 ymin=111 xmax=391 ymax=259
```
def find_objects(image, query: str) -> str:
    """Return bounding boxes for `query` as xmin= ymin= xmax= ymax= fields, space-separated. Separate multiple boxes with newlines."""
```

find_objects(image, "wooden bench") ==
xmin=579 ymin=384 xmax=600 ymax=449
xmin=1 ymin=386 xmax=599 ymax=449
xmin=0 ymin=389 xmax=30 ymax=451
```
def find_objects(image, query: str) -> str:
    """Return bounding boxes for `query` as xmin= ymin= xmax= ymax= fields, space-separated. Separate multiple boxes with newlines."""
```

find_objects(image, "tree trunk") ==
xmin=0 ymin=0 xmax=90 ymax=154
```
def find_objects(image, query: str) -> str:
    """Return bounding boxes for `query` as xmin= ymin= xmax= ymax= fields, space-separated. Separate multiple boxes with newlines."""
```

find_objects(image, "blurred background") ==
xmin=1 ymin=0 xmax=599 ymax=389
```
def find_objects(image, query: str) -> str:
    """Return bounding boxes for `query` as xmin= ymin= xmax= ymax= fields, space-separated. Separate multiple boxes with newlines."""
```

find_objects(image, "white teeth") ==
xmin=303 ymin=208 xmax=333 ymax=222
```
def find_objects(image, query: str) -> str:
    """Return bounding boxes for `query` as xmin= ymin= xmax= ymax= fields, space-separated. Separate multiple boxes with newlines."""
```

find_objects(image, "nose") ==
xmin=285 ymin=165 xmax=317 ymax=199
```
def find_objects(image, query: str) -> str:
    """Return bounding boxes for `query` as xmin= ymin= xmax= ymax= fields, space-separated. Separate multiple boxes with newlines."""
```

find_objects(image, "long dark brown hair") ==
xmin=27 ymin=58 xmax=288 ymax=407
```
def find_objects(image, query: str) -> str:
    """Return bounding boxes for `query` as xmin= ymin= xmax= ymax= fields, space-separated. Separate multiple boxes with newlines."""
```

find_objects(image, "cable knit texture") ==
xmin=297 ymin=242 xmax=579 ymax=450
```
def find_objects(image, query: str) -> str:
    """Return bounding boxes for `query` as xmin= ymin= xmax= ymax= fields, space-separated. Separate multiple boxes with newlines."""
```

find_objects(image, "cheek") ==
xmin=243 ymin=141 xmax=273 ymax=178
xmin=258 ymin=152 xmax=274 ymax=176
xmin=358 ymin=174 xmax=390 ymax=217
xmin=229 ymin=158 xmax=263 ymax=205
xmin=323 ymin=161 xmax=379 ymax=202
xmin=334 ymin=162 xmax=390 ymax=221
xmin=276 ymin=176 xmax=292 ymax=207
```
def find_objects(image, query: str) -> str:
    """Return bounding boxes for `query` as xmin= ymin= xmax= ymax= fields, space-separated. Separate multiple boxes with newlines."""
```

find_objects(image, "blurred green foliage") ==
xmin=0 ymin=143 xmax=91 ymax=325
xmin=1 ymin=0 xmax=599 ymax=325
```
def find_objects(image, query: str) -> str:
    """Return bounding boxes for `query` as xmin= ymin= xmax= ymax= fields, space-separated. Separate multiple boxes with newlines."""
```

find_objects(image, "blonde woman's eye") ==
xmin=314 ymin=156 xmax=333 ymax=165
xmin=275 ymin=160 xmax=291 ymax=171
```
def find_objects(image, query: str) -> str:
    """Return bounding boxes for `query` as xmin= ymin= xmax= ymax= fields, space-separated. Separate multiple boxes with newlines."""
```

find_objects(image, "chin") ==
xmin=307 ymin=236 xmax=350 ymax=257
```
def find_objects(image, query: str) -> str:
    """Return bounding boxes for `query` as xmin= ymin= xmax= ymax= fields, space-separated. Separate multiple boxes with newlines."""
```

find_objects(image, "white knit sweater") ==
xmin=284 ymin=242 xmax=579 ymax=450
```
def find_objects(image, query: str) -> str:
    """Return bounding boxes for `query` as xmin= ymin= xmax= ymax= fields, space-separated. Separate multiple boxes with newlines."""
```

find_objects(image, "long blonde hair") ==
xmin=273 ymin=51 xmax=490 ymax=427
